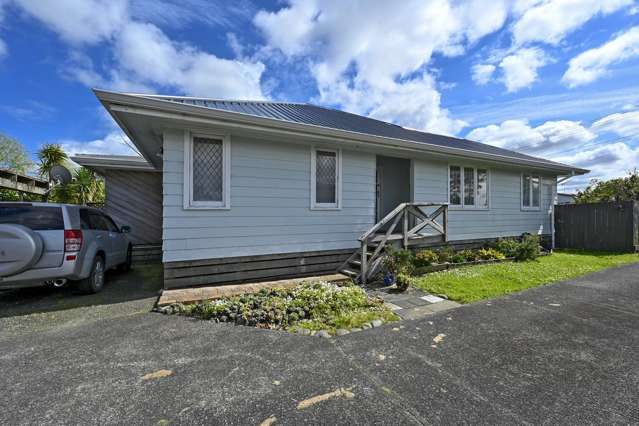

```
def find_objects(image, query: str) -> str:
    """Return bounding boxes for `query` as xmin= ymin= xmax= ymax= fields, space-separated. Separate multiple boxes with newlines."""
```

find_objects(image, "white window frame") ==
xmin=183 ymin=131 xmax=231 ymax=210
xmin=310 ymin=147 xmax=342 ymax=210
xmin=447 ymin=165 xmax=490 ymax=210
xmin=521 ymin=173 xmax=542 ymax=211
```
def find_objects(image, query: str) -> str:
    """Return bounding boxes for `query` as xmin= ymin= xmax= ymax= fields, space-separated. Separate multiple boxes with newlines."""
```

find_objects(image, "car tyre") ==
xmin=118 ymin=246 xmax=132 ymax=272
xmin=77 ymin=256 xmax=105 ymax=294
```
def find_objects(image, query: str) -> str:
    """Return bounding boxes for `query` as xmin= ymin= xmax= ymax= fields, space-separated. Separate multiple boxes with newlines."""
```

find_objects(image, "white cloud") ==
xmin=14 ymin=0 xmax=266 ymax=99
xmin=468 ymin=111 xmax=639 ymax=190
xmin=471 ymin=64 xmax=496 ymax=85
xmin=499 ymin=47 xmax=548 ymax=92
xmin=563 ymin=26 xmax=639 ymax=88
xmin=556 ymin=142 xmax=639 ymax=184
xmin=255 ymin=0 xmax=510 ymax=134
xmin=466 ymin=119 xmax=595 ymax=153
xmin=15 ymin=0 xmax=128 ymax=44
xmin=0 ymin=38 xmax=6 ymax=59
xmin=592 ymin=110 xmax=639 ymax=137
xmin=512 ymin=0 xmax=633 ymax=46
xmin=59 ymin=131 xmax=139 ymax=156
xmin=113 ymin=21 xmax=265 ymax=98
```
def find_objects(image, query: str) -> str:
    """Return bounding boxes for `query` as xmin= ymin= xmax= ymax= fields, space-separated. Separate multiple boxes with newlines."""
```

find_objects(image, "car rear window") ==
xmin=0 ymin=205 xmax=64 ymax=230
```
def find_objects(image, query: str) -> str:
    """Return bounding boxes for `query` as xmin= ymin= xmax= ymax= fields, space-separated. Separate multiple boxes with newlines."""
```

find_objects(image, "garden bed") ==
xmin=157 ymin=281 xmax=399 ymax=337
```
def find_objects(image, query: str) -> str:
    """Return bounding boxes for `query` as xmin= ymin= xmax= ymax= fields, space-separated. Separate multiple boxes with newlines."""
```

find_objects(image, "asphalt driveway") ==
xmin=1 ymin=263 xmax=639 ymax=425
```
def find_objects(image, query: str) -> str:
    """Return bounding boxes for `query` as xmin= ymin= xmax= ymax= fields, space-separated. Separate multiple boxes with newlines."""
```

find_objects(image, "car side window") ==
xmin=102 ymin=214 xmax=120 ymax=232
xmin=79 ymin=209 xmax=91 ymax=230
xmin=88 ymin=212 xmax=109 ymax=231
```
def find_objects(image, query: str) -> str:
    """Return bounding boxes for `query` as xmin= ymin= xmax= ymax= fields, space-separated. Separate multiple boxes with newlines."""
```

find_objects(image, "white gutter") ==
xmin=94 ymin=89 xmax=590 ymax=176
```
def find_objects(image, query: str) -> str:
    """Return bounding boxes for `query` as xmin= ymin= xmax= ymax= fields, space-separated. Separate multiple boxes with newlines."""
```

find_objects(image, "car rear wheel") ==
xmin=77 ymin=256 xmax=105 ymax=294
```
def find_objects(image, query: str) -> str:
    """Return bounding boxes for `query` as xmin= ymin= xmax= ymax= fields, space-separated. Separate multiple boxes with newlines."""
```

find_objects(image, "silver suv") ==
xmin=0 ymin=202 xmax=132 ymax=294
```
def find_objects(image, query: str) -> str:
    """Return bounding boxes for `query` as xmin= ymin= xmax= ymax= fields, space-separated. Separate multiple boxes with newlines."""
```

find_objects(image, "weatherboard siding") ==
xmin=161 ymin=128 xmax=556 ymax=264
xmin=103 ymin=169 xmax=163 ymax=245
xmin=413 ymin=157 xmax=555 ymax=240
xmin=162 ymin=129 xmax=376 ymax=263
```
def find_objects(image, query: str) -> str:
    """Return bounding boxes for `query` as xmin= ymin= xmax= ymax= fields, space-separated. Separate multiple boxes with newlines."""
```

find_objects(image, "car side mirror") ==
xmin=121 ymin=225 xmax=131 ymax=234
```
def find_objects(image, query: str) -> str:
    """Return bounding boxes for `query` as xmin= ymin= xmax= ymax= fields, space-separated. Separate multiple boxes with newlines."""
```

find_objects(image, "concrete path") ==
xmin=1 ymin=263 xmax=639 ymax=425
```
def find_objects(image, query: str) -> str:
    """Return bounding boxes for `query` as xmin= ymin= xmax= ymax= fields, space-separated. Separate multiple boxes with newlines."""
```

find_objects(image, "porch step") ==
xmin=340 ymin=269 xmax=359 ymax=278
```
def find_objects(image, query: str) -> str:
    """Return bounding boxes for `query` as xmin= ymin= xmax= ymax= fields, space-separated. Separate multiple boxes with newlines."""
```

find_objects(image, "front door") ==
xmin=376 ymin=156 xmax=412 ymax=222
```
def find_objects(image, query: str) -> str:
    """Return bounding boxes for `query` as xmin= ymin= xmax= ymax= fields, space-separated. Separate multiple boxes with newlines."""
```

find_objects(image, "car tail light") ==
xmin=64 ymin=229 xmax=83 ymax=252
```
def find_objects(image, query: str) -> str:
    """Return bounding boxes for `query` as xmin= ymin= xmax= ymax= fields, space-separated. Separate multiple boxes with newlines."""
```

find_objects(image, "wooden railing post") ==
xmin=403 ymin=208 xmax=409 ymax=248
xmin=360 ymin=240 xmax=368 ymax=285
xmin=443 ymin=204 xmax=448 ymax=242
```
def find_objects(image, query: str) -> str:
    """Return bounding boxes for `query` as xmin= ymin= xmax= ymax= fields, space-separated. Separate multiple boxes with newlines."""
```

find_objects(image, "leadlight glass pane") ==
xmin=477 ymin=169 xmax=488 ymax=208
xmin=449 ymin=166 xmax=461 ymax=205
xmin=464 ymin=167 xmax=475 ymax=206
xmin=523 ymin=174 xmax=531 ymax=207
xmin=532 ymin=176 xmax=540 ymax=207
xmin=193 ymin=137 xmax=223 ymax=202
xmin=316 ymin=150 xmax=336 ymax=204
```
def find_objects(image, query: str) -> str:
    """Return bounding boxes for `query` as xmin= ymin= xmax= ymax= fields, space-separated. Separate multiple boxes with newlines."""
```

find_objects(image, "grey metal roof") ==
xmin=140 ymin=95 xmax=581 ymax=172
xmin=71 ymin=154 xmax=155 ymax=171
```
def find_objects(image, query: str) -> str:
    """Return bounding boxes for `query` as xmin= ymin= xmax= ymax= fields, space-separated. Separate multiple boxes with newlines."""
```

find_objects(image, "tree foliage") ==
xmin=0 ymin=133 xmax=33 ymax=174
xmin=37 ymin=143 xmax=69 ymax=178
xmin=49 ymin=167 xmax=105 ymax=205
xmin=575 ymin=170 xmax=639 ymax=203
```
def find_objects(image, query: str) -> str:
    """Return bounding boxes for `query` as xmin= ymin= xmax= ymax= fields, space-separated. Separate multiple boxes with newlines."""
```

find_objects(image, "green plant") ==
xmin=477 ymin=248 xmax=506 ymax=261
xmin=414 ymin=249 xmax=439 ymax=267
xmin=515 ymin=234 xmax=540 ymax=261
xmin=493 ymin=239 xmax=519 ymax=258
xmin=436 ymin=245 xmax=455 ymax=263
xmin=383 ymin=246 xmax=415 ymax=275
xmin=168 ymin=281 xmax=399 ymax=333
xmin=395 ymin=273 xmax=412 ymax=292
xmin=459 ymin=249 xmax=479 ymax=262
xmin=450 ymin=253 xmax=467 ymax=263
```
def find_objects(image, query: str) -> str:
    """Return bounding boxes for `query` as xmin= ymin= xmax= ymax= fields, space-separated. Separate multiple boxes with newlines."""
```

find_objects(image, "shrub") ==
xmin=395 ymin=273 xmax=413 ymax=292
xmin=450 ymin=253 xmax=467 ymax=263
xmin=415 ymin=249 xmax=439 ymax=267
xmin=515 ymin=234 xmax=540 ymax=261
xmin=436 ymin=245 xmax=455 ymax=263
xmin=383 ymin=246 xmax=415 ymax=275
xmin=459 ymin=249 xmax=479 ymax=262
xmin=493 ymin=239 xmax=519 ymax=258
xmin=476 ymin=248 xmax=506 ymax=261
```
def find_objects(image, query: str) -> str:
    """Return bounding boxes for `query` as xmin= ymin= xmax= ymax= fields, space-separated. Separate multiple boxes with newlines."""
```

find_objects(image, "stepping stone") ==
xmin=421 ymin=295 xmax=445 ymax=303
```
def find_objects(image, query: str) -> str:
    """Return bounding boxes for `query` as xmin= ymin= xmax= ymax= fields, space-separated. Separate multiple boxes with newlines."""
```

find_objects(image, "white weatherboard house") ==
xmin=73 ymin=90 xmax=588 ymax=289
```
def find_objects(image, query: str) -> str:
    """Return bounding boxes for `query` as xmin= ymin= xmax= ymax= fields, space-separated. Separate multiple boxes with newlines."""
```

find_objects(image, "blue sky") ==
xmin=1 ymin=0 xmax=638 ymax=191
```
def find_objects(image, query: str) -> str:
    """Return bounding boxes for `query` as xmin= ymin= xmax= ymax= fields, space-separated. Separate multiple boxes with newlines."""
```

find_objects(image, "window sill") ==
xmin=521 ymin=207 xmax=541 ymax=212
xmin=310 ymin=205 xmax=341 ymax=211
xmin=183 ymin=204 xmax=231 ymax=210
xmin=449 ymin=205 xmax=490 ymax=211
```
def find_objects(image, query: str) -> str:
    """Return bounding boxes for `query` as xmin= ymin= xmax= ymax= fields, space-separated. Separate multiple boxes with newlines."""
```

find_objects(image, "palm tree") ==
xmin=71 ymin=167 xmax=104 ymax=204
xmin=37 ymin=144 xmax=68 ymax=178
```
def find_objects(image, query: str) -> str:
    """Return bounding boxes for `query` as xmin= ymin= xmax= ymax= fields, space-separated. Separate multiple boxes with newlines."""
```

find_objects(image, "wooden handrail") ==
xmin=346 ymin=201 xmax=449 ymax=285
xmin=358 ymin=202 xmax=449 ymax=241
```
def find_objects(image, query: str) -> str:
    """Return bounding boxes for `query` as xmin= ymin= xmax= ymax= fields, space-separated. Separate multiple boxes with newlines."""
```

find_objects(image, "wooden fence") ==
xmin=554 ymin=201 xmax=639 ymax=252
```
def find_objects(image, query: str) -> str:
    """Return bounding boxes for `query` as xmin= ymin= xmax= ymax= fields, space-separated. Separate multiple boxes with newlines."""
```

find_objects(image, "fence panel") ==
xmin=555 ymin=201 xmax=638 ymax=252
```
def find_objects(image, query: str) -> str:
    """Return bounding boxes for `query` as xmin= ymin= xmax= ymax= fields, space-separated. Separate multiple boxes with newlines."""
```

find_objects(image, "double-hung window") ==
xmin=448 ymin=165 xmax=489 ymax=209
xmin=521 ymin=173 xmax=541 ymax=210
xmin=184 ymin=132 xmax=231 ymax=209
xmin=311 ymin=148 xmax=341 ymax=209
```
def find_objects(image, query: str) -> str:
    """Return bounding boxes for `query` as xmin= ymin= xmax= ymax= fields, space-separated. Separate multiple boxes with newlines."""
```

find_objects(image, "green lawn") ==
xmin=412 ymin=250 xmax=639 ymax=304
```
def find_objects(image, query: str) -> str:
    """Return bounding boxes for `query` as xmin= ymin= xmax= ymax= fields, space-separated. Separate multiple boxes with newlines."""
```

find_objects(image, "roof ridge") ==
xmin=131 ymin=93 xmax=308 ymax=106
